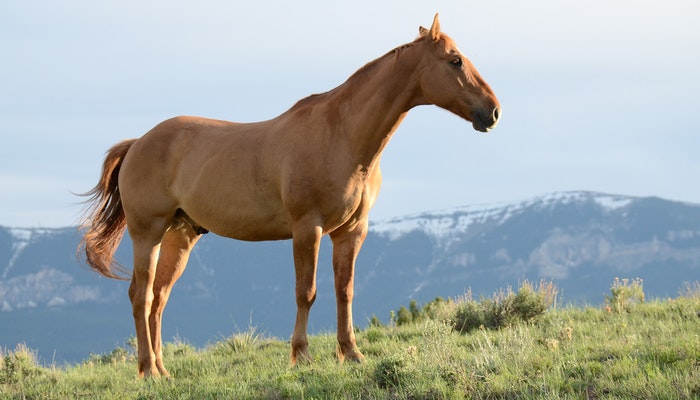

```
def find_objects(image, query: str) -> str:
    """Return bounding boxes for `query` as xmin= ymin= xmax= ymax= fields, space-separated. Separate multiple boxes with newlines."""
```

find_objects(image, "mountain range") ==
xmin=2 ymin=191 xmax=699 ymax=364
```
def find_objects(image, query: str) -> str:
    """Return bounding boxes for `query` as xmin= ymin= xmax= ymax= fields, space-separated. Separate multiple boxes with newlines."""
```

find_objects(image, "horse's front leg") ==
xmin=330 ymin=221 xmax=368 ymax=363
xmin=290 ymin=222 xmax=322 ymax=365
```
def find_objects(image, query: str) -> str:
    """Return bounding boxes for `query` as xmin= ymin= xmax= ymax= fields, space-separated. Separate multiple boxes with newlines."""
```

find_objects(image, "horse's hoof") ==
xmin=337 ymin=345 xmax=365 ymax=363
xmin=346 ymin=352 xmax=365 ymax=363
xmin=137 ymin=364 xmax=163 ymax=379
xmin=290 ymin=348 xmax=313 ymax=366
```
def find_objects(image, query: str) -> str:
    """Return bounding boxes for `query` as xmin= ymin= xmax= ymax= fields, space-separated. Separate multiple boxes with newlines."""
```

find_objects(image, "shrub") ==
xmin=409 ymin=299 xmax=421 ymax=320
xmin=396 ymin=306 xmax=413 ymax=326
xmin=422 ymin=297 xmax=453 ymax=322
xmin=451 ymin=296 xmax=485 ymax=333
xmin=513 ymin=280 xmax=558 ymax=321
xmin=392 ymin=297 xmax=453 ymax=327
xmin=605 ymin=277 xmax=644 ymax=314
xmin=452 ymin=280 xmax=557 ymax=333
xmin=1 ymin=344 xmax=43 ymax=384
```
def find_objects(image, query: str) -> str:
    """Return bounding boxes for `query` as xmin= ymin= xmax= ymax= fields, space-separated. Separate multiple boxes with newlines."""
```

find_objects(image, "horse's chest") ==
xmin=283 ymin=173 xmax=369 ymax=225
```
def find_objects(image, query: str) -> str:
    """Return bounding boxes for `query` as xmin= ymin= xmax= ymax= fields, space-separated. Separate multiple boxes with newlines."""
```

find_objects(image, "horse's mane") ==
xmin=288 ymin=36 xmax=427 ymax=111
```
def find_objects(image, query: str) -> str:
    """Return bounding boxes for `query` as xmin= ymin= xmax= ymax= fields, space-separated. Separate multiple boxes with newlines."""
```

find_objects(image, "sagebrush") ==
xmin=452 ymin=280 xmax=558 ymax=333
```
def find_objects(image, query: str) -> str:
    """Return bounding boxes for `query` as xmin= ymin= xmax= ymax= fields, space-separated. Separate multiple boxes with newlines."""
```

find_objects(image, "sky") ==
xmin=1 ymin=1 xmax=699 ymax=228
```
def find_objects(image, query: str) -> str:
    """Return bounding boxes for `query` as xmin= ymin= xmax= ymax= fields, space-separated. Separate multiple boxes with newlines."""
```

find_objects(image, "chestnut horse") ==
xmin=80 ymin=14 xmax=500 ymax=378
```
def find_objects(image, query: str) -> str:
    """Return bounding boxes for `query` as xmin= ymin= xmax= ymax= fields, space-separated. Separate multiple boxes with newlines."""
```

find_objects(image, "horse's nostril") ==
xmin=492 ymin=107 xmax=501 ymax=122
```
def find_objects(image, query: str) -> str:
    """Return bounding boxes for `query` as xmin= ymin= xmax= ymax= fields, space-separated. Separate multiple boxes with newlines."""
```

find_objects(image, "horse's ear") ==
xmin=428 ymin=13 xmax=441 ymax=41
xmin=418 ymin=14 xmax=440 ymax=40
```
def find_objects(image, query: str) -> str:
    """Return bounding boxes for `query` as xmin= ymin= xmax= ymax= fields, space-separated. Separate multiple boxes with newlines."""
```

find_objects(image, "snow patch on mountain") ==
xmin=3 ymin=227 xmax=69 ymax=279
xmin=370 ymin=201 xmax=511 ymax=241
xmin=519 ymin=191 xmax=635 ymax=212
xmin=593 ymin=195 xmax=633 ymax=211
xmin=370 ymin=191 xmax=637 ymax=240
xmin=4 ymin=229 xmax=34 ymax=279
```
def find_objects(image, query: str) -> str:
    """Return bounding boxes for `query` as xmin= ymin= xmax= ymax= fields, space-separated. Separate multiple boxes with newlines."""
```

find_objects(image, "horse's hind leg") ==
xmin=128 ymin=217 xmax=170 ymax=378
xmin=149 ymin=224 xmax=201 ymax=377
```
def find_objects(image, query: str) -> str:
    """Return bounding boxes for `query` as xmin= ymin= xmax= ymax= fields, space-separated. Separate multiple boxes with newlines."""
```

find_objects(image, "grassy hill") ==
xmin=2 ymin=281 xmax=699 ymax=399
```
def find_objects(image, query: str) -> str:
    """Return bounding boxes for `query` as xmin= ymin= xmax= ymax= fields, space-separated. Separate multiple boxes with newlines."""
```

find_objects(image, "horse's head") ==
xmin=413 ymin=14 xmax=501 ymax=133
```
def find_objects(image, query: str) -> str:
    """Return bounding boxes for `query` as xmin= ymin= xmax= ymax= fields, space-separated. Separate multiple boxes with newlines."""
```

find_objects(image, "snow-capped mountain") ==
xmin=371 ymin=191 xmax=635 ymax=240
xmin=368 ymin=191 xmax=700 ymax=296
xmin=2 ymin=191 xmax=699 ymax=364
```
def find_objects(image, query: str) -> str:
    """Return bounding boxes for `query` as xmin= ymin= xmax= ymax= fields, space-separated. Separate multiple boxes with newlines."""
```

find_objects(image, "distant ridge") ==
xmin=370 ymin=191 xmax=640 ymax=238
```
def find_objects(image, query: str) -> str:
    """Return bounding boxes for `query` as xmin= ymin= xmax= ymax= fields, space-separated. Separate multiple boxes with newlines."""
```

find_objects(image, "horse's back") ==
xmin=118 ymin=116 xmax=295 ymax=240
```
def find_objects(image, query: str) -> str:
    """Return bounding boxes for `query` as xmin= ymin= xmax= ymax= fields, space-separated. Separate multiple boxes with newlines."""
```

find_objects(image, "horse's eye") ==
xmin=450 ymin=58 xmax=463 ymax=68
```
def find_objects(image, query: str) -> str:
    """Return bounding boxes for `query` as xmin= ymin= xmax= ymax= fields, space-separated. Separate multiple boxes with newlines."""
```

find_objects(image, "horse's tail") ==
xmin=78 ymin=139 xmax=137 ymax=280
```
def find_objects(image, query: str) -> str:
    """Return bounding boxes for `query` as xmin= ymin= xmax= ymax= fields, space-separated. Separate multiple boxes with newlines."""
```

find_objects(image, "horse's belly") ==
xmin=213 ymin=218 xmax=293 ymax=242
xmin=185 ymin=203 xmax=293 ymax=242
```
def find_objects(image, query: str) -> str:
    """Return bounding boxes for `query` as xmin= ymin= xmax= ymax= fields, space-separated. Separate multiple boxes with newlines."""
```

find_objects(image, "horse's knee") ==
xmin=131 ymin=287 xmax=154 ymax=316
xmin=295 ymin=285 xmax=317 ymax=308
xmin=335 ymin=286 xmax=354 ymax=304
xmin=293 ymin=271 xmax=318 ymax=304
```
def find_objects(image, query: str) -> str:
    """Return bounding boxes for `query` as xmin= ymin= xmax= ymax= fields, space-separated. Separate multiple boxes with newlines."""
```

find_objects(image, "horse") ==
xmin=79 ymin=14 xmax=500 ymax=378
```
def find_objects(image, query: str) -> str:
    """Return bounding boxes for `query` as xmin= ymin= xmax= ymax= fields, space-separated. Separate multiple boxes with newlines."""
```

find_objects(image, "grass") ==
xmin=2 ymin=281 xmax=700 ymax=399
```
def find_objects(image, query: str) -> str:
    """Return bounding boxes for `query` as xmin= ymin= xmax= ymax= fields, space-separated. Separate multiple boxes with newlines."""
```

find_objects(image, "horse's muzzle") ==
xmin=473 ymin=106 xmax=501 ymax=133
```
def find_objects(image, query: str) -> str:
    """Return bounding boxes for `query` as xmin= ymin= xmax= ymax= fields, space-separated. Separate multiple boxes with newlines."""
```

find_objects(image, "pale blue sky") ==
xmin=1 ymin=1 xmax=699 ymax=227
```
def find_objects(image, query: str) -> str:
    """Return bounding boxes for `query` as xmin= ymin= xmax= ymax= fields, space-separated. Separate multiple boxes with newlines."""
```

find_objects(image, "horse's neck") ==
xmin=324 ymin=47 xmax=422 ymax=169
